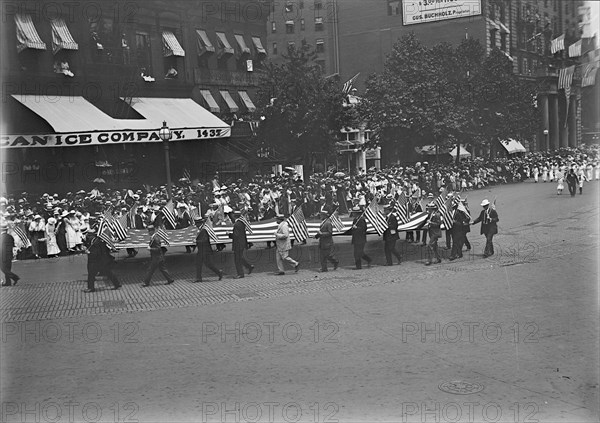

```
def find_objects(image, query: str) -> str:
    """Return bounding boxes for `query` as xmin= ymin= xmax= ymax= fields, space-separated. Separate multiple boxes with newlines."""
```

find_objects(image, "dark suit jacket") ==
xmin=1 ymin=232 xmax=15 ymax=264
xmin=351 ymin=216 xmax=367 ymax=245
xmin=427 ymin=211 xmax=442 ymax=238
xmin=383 ymin=213 xmax=399 ymax=241
xmin=86 ymin=235 xmax=113 ymax=266
xmin=148 ymin=235 xmax=165 ymax=260
xmin=473 ymin=208 xmax=499 ymax=235
xmin=196 ymin=228 xmax=212 ymax=255
xmin=318 ymin=220 xmax=334 ymax=249
xmin=232 ymin=220 xmax=247 ymax=251
xmin=176 ymin=211 xmax=192 ymax=229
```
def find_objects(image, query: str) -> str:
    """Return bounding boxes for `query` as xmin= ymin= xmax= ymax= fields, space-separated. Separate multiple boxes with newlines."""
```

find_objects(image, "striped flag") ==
xmin=236 ymin=214 xmax=253 ymax=234
xmin=113 ymin=214 xmax=128 ymax=241
xmin=287 ymin=206 xmax=309 ymax=242
xmin=434 ymin=195 xmax=454 ymax=230
xmin=582 ymin=62 xmax=599 ymax=87
xmin=8 ymin=223 xmax=31 ymax=248
xmin=559 ymin=66 xmax=575 ymax=126
xmin=329 ymin=210 xmax=345 ymax=232
xmin=342 ymin=72 xmax=360 ymax=94
xmin=154 ymin=227 xmax=170 ymax=245
xmin=364 ymin=198 xmax=387 ymax=236
xmin=189 ymin=206 xmax=200 ymax=222
xmin=201 ymin=220 xmax=220 ymax=244
xmin=182 ymin=168 xmax=191 ymax=181
xmin=551 ymin=34 xmax=565 ymax=54
xmin=162 ymin=200 xmax=177 ymax=229
xmin=393 ymin=192 xmax=410 ymax=224
xmin=568 ymin=39 xmax=582 ymax=57
xmin=97 ymin=221 xmax=115 ymax=250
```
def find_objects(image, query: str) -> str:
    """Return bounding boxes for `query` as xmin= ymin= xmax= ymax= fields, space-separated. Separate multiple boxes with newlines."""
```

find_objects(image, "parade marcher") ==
xmin=1 ymin=223 xmax=20 ymax=286
xmin=449 ymin=201 xmax=470 ymax=261
xmin=472 ymin=199 xmax=499 ymax=258
xmin=142 ymin=225 xmax=175 ymax=287
xmin=383 ymin=203 xmax=402 ymax=266
xmin=461 ymin=199 xmax=472 ymax=251
xmin=350 ymin=206 xmax=371 ymax=270
xmin=425 ymin=202 xmax=442 ymax=266
xmin=533 ymin=165 xmax=539 ymax=183
xmin=56 ymin=211 xmax=68 ymax=256
xmin=194 ymin=218 xmax=223 ymax=283
xmin=577 ymin=166 xmax=588 ymax=195
xmin=315 ymin=210 xmax=338 ymax=272
xmin=231 ymin=210 xmax=254 ymax=278
xmin=274 ymin=214 xmax=299 ymax=275
xmin=565 ymin=169 xmax=578 ymax=197
xmin=83 ymin=227 xmax=120 ymax=293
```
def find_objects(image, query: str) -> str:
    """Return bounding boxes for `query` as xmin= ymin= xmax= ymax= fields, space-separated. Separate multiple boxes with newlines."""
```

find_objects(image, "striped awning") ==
xmin=14 ymin=13 xmax=46 ymax=53
xmin=234 ymin=34 xmax=251 ymax=55
xmin=215 ymin=32 xmax=234 ymax=57
xmin=162 ymin=31 xmax=185 ymax=57
xmin=251 ymin=36 xmax=266 ymax=56
xmin=196 ymin=29 xmax=215 ymax=55
xmin=50 ymin=18 xmax=78 ymax=55
xmin=219 ymin=90 xmax=239 ymax=113
xmin=200 ymin=89 xmax=220 ymax=113
xmin=238 ymin=91 xmax=256 ymax=112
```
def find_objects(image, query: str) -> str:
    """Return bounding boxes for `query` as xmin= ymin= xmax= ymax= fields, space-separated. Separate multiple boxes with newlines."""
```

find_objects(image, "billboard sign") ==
xmin=402 ymin=0 xmax=482 ymax=25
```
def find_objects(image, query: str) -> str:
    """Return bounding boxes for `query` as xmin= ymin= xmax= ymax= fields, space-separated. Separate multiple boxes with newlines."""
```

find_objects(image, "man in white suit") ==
xmin=274 ymin=214 xmax=299 ymax=275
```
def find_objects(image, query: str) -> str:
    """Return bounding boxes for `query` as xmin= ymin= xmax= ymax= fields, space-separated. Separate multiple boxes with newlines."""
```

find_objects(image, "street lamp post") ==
xmin=543 ymin=129 xmax=549 ymax=152
xmin=159 ymin=121 xmax=173 ymax=199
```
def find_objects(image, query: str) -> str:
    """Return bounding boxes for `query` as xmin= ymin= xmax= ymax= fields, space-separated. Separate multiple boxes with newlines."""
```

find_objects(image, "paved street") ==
xmin=1 ymin=180 xmax=598 ymax=423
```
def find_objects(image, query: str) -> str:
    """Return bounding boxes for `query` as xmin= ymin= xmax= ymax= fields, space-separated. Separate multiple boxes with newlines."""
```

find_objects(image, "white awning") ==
xmin=238 ymin=91 xmax=256 ymax=112
xmin=50 ymin=18 xmax=78 ymax=55
xmin=251 ymin=36 xmax=266 ymax=56
xmin=14 ymin=13 xmax=46 ymax=53
xmin=500 ymin=139 xmax=526 ymax=154
xmin=234 ymin=34 xmax=251 ymax=55
xmin=162 ymin=31 xmax=185 ymax=57
xmin=128 ymin=97 xmax=227 ymax=130
xmin=215 ymin=32 xmax=234 ymax=57
xmin=196 ymin=30 xmax=215 ymax=55
xmin=200 ymin=89 xmax=220 ymax=113
xmin=449 ymin=145 xmax=471 ymax=158
xmin=219 ymin=91 xmax=239 ymax=112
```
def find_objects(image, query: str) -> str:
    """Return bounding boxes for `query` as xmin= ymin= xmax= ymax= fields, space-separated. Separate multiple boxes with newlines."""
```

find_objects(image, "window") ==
xmin=286 ymin=21 xmax=295 ymax=34
xmin=300 ymin=18 xmax=305 ymax=30
xmin=500 ymin=33 xmax=507 ymax=51
xmin=316 ymin=38 xmax=324 ymax=53
xmin=314 ymin=0 xmax=322 ymax=10
xmin=490 ymin=29 xmax=497 ymax=48
xmin=299 ymin=0 xmax=304 ymax=9
xmin=489 ymin=4 xmax=495 ymax=20
xmin=271 ymin=21 xmax=276 ymax=33
xmin=135 ymin=31 xmax=152 ymax=75
xmin=500 ymin=4 xmax=505 ymax=22
xmin=273 ymin=42 xmax=278 ymax=55
xmin=315 ymin=17 xmax=323 ymax=31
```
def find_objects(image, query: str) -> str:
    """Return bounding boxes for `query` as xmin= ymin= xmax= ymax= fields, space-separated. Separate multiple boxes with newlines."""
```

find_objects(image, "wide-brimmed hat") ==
xmin=481 ymin=199 xmax=490 ymax=206
xmin=34 ymin=214 xmax=42 ymax=220
xmin=427 ymin=193 xmax=434 ymax=199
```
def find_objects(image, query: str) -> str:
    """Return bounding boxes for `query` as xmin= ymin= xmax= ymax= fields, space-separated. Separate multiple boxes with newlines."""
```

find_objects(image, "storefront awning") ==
xmin=199 ymin=89 xmax=220 ymax=113
xmin=3 ymin=96 xmax=230 ymax=148
xmin=162 ymin=31 xmax=185 ymax=57
xmin=234 ymin=34 xmax=251 ymax=55
xmin=238 ymin=91 xmax=256 ymax=112
xmin=251 ymin=36 xmax=266 ymax=56
xmin=15 ymin=13 xmax=46 ymax=53
xmin=219 ymin=91 xmax=239 ymax=113
xmin=196 ymin=30 xmax=215 ymax=55
xmin=50 ymin=18 xmax=78 ymax=55
xmin=215 ymin=32 xmax=234 ymax=57
xmin=500 ymin=138 xmax=526 ymax=154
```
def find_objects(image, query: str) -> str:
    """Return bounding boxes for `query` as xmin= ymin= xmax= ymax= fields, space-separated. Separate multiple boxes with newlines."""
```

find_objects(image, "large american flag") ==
xmin=342 ymin=72 xmax=360 ymax=94
xmin=393 ymin=192 xmax=410 ymax=224
xmin=582 ymin=62 xmax=598 ymax=87
xmin=364 ymin=198 xmax=387 ymax=236
xmin=154 ymin=227 xmax=170 ymax=245
xmin=287 ymin=206 xmax=309 ymax=242
xmin=162 ymin=200 xmax=177 ymax=229
xmin=434 ymin=195 xmax=454 ymax=230
xmin=330 ymin=210 xmax=345 ymax=232
xmin=551 ymin=34 xmax=565 ymax=54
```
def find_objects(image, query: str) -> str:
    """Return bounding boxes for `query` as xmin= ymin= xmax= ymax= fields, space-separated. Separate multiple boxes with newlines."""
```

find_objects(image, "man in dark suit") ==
xmin=194 ymin=218 xmax=223 ymax=283
xmin=566 ymin=169 xmax=578 ymax=197
xmin=142 ymin=225 xmax=175 ymax=286
xmin=350 ymin=206 xmax=371 ymax=269
xmin=449 ymin=202 xmax=470 ymax=260
xmin=316 ymin=210 xmax=338 ymax=272
xmin=472 ymin=199 xmax=499 ymax=258
xmin=230 ymin=211 xmax=254 ymax=279
xmin=1 ymin=224 xmax=20 ymax=286
xmin=425 ymin=202 xmax=442 ymax=265
xmin=126 ymin=206 xmax=145 ymax=257
xmin=383 ymin=204 xmax=402 ymax=266
xmin=83 ymin=227 xmax=120 ymax=292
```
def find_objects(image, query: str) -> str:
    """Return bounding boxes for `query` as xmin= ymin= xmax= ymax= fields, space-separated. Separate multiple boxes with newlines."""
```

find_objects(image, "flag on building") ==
xmin=568 ymin=39 xmax=582 ymax=57
xmin=236 ymin=214 xmax=253 ymax=234
xmin=330 ymin=210 xmax=345 ymax=232
xmin=559 ymin=65 xmax=575 ymax=126
xmin=551 ymin=34 xmax=565 ymax=54
xmin=342 ymin=72 xmax=360 ymax=94
xmin=582 ymin=62 xmax=599 ymax=87
xmin=162 ymin=200 xmax=177 ymax=229
xmin=393 ymin=192 xmax=410 ymax=224
xmin=364 ymin=198 xmax=387 ymax=236
xmin=287 ymin=206 xmax=309 ymax=242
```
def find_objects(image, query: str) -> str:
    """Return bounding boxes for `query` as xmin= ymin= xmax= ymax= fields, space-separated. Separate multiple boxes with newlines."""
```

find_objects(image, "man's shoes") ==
xmin=165 ymin=280 xmax=175 ymax=285
xmin=141 ymin=283 xmax=150 ymax=287
xmin=275 ymin=272 xmax=285 ymax=275
xmin=425 ymin=261 xmax=432 ymax=266
xmin=112 ymin=284 xmax=122 ymax=290
xmin=83 ymin=288 xmax=95 ymax=293
xmin=366 ymin=260 xmax=372 ymax=268
xmin=354 ymin=267 xmax=362 ymax=270
xmin=449 ymin=256 xmax=456 ymax=261
xmin=234 ymin=275 xmax=244 ymax=279
xmin=436 ymin=259 xmax=442 ymax=264
xmin=13 ymin=277 xmax=19 ymax=286
xmin=2 ymin=283 xmax=11 ymax=287
xmin=333 ymin=262 xmax=339 ymax=270
xmin=294 ymin=263 xmax=300 ymax=273
xmin=248 ymin=265 xmax=254 ymax=274
xmin=194 ymin=279 xmax=202 ymax=283
xmin=384 ymin=263 xmax=392 ymax=266
xmin=218 ymin=271 xmax=224 ymax=281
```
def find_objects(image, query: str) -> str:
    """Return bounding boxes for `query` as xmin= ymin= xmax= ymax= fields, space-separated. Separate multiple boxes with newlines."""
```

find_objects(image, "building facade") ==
xmin=1 ymin=0 xmax=271 ymax=193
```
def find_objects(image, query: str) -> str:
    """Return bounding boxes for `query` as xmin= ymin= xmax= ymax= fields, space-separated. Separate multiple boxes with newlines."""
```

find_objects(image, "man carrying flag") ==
xmin=274 ymin=214 xmax=300 ymax=275
xmin=383 ymin=203 xmax=402 ymax=266
xmin=315 ymin=209 xmax=338 ymax=272
xmin=194 ymin=217 xmax=223 ymax=283
xmin=1 ymin=222 xmax=20 ymax=287
xmin=230 ymin=210 xmax=255 ymax=279
xmin=472 ymin=199 xmax=499 ymax=258
xmin=449 ymin=198 xmax=471 ymax=261
xmin=425 ymin=202 xmax=442 ymax=266
xmin=350 ymin=206 xmax=371 ymax=270
xmin=83 ymin=226 xmax=120 ymax=293
xmin=142 ymin=225 xmax=175 ymax=287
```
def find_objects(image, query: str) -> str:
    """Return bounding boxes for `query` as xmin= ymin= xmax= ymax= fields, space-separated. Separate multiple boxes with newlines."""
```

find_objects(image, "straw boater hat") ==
xmin=480 ymin=199 xmax=490 ymax=206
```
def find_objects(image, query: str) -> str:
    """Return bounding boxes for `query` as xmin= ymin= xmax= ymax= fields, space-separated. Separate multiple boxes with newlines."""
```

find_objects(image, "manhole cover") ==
xmin=439 ymin=381 xmax=484 ymax=395
xmin=103 ymin=300 xmax=126 ymax=308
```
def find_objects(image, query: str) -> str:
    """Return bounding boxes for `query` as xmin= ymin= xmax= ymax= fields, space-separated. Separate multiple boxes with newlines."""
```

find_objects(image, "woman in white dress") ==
xmin=577 ymin=167 xmax=588 ymax=195
xmin=542 ymin=165 xmax=548 ymax=182
xmin=45 ymin=217 xmax=60 ymax=257
xmin=64 ymin=211 xmax=80 ymax=251
xmin=586 ymin=163 xmax=593 ymax=181
xmin=556 ymin=169 xmax=564 ymax=195
xmin=595 ymin=162 xmax=600 ymax=180
xmin=533 ymin=166 xmax=539 ymax=183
